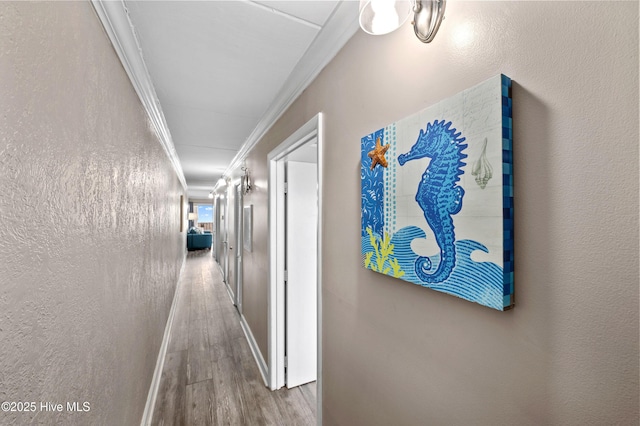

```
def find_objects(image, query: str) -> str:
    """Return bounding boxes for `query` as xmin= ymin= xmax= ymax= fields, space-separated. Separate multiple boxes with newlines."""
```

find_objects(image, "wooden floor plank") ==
xmin=167 ymin=323 xmax=190 ymax=354
xmin=299 ymin=382 xmax=317 ymax=417
xmin=219 ymin=304 xmax=245 ymax=341
xmin=211 ymin=355 xmax=245 ymax=425
xmin=272 ymin=386 xmax=315 ymax=426
xmin=150 ymin=350 xmax=188 ymax=426
xmin=190 ymin=289 xmax=209 ymax=322
xmin=187 ymin=318 xmax=210 ymax=353
xmin=185 ymin=380 xmax=215 ymax=426
xmin=186 ymin=348 xmax=214 ymax=385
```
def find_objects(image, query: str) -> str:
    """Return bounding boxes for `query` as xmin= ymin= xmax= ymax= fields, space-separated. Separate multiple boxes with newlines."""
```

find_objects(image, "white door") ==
xmin=234 ymin=183 xmax=243 ymax=312
xmin=219 ymin=196 xmax=229 ymax=284
xmin=285 ymin=160 xmax=318 ymax=388
xmin=226 ymin=189 xmax=235 ymax=298
xmin=215 ymin=197 xmax=222 ymax=263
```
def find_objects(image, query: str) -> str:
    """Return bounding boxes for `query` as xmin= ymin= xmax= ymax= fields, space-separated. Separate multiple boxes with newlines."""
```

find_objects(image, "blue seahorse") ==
xmin=398 ymin=120 xmax=467 ymax=283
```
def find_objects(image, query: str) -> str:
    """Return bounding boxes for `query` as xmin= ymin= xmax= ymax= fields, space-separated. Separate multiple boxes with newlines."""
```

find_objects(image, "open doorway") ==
xmin=284 ymin=156 xmax=318 ymax=388
xmin=267 ymin=114 xmax=323 ymax=415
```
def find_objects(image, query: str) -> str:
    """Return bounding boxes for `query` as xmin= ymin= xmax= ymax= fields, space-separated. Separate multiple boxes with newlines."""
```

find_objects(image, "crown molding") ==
xmin=91 ymin=0 xmax=187 ymax=191
xmin=223 ymin=0 xmax=360 ymax=176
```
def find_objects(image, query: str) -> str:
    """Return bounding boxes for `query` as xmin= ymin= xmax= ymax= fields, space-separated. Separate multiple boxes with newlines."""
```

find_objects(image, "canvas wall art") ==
xmin=361 ymin=74 xmax=514 ymax=311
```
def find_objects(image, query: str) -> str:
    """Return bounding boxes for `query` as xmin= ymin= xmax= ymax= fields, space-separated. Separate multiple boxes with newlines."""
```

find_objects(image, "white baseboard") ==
xmin=224 ymin=281 xmax=235 ymax=304
xmin=239 ymin=314 xmax=269 ymax=387
xmin=215 ymin=262 xmax=236 ymax=305
xmin=140 ymin=255 xmax=186 ymax=426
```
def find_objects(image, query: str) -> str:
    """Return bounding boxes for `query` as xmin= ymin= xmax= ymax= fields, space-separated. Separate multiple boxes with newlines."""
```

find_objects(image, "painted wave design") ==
xmin=362 ymin=226 xmax=504 ymax=310
xmin=361 ymin=129 xmax=385 ymax=237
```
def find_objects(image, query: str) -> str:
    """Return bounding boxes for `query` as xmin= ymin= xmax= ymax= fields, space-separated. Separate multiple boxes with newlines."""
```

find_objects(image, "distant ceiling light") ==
xmin=217 ymin=177 xmax=227 ymax=186
xmin=208 ymin=191 xmax=214 ymax=199
xmin=359 ymin=0 xmax=446 ymax=43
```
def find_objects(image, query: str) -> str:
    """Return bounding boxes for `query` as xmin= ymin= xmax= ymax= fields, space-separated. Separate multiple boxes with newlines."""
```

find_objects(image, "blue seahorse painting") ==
xmin=360 ymin=74 xmax=514 ymax=311
xmin=398 ymin=120 xmax=467 ymax=283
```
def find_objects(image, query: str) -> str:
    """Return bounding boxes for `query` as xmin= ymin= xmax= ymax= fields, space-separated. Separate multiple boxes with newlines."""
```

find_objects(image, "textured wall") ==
xmin=230 ymin=1 xmax=639 ymax=424
xmin=0 ymin=2 xmax=186 ymax=425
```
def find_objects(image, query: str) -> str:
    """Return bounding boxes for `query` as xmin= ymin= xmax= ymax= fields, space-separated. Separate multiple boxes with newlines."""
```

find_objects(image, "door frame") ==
xmin=267 ymin=113 xmax=323 ymax=418
xmin=215 ymin=195 xmax=223 ymax=263
xmin=234 ymin=182 xmax=243 ymax=313
xmin=224 ymin=190 xmax=230 ymax=285
xmin=217 ymin=191 xmax=230 ymax=285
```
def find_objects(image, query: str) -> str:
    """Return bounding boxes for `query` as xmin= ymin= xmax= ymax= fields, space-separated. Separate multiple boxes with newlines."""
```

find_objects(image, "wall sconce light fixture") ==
xmin=241 ymin=166 xmax=252 ymax=195
xmin=359 ymin=0 xmax=446 ymax=43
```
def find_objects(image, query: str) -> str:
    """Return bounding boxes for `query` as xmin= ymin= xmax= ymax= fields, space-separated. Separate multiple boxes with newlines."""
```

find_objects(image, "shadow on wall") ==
xmin=511 ymin=81 xmax=554 ymax=421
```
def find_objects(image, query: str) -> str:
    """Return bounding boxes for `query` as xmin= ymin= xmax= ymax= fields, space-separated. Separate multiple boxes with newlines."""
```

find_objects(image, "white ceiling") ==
xmin=115 ymin=0 xmax=358 ymax=199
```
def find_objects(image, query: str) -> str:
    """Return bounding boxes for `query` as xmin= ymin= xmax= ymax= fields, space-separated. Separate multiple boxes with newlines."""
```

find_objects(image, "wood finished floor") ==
xmin=151 ymin=250 xmax=316 ymax=426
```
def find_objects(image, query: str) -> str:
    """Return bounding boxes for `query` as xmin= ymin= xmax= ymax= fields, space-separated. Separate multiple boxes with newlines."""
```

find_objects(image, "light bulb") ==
xmin=371 ymin=0 xmax=399 ymax=35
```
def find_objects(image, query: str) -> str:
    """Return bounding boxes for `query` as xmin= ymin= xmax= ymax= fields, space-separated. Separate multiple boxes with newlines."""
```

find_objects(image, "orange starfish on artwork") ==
xmin=368 ymin=137 xmax=390 ymax=170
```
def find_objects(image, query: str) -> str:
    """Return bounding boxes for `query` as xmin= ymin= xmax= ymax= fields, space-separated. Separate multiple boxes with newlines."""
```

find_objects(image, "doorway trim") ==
xmin=214 ymin=196 xmax=222 ymax=264
xmin=234 ymin=182 xmax=243 ymax=313
xmin=267 ymin=113 xmax=323 ymax=422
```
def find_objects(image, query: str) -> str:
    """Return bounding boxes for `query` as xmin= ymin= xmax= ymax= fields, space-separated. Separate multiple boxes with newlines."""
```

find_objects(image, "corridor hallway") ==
xmin=150 ymin=251 xmax=316 ymax=425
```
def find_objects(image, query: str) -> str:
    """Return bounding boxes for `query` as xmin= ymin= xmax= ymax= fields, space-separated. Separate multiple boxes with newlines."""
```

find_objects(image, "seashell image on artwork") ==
xmin=471 ymin=137 xmax=493 ymax=190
